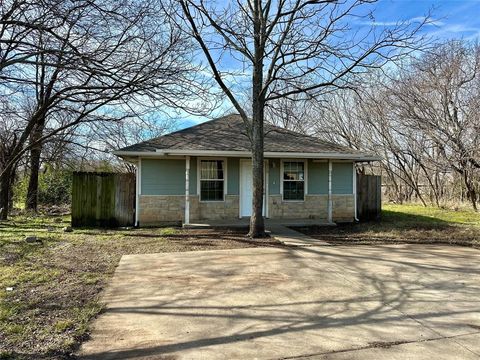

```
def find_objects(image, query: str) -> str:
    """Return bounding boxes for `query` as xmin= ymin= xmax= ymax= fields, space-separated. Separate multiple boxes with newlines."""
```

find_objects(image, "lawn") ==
xmin=294 ymin=203 xmax=480 ymax=247
xmin=0 ymin=216 xmax=278 ymax=360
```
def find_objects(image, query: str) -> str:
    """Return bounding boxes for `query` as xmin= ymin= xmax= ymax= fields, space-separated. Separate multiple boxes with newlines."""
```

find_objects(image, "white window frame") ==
xmin=280 ymin=159 xmax=308 ymax=202
xmin=197 ymin=157 xmax=228 ymax=202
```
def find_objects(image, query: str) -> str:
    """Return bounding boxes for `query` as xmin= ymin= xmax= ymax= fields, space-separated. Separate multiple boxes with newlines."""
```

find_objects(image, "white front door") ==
xmin=240 ymin=160 xmax=265 ymax=217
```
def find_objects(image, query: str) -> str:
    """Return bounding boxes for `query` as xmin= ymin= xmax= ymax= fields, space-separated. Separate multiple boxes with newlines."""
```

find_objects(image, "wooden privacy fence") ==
xmin=357 ymin=174 xmax=382 ymax=221
xmin=72 ymin=172 xmax=135 ymax=227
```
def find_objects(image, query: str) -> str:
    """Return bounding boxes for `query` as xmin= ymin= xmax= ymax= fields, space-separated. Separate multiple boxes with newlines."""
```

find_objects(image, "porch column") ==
xmin=353 ymin=162 xmax=358 ymax=221
xmin=327 ymin=159 xmax=333 ymax=223
xmin=185 ymin=156 xmax=190 ymax=225
xmin=135 ymin=158 xmax=141 ymax=227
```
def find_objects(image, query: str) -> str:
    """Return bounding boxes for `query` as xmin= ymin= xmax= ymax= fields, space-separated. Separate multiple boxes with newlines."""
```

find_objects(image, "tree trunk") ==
xmin=249 ymin=107 xmax=265 ymax=237
xmin=25 ymin=120 xmax=45 ymax=212
xmin=248 ymin=0 xmax=266 ymax=238
xmin=464 ymin=172 xmax=478 ymax=211
xmin=8 ymin=166 xmax=16 ymax=212
xmin=470 ymin=190 xmax=478 ymax=211
xmin=25 ymin=146 xmax=42 ymax=211
xmin=0 ymin=165 xmax=13 ymax=220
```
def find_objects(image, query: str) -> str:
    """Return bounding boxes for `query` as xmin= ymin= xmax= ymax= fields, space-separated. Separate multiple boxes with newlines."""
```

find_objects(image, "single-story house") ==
xmin=114 ymin=114 xmax=380 ymax=226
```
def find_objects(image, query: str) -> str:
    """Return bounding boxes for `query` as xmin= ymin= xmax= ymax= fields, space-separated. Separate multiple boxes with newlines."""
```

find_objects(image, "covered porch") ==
xmin=181 ymin=154 xmax=357 ymax=226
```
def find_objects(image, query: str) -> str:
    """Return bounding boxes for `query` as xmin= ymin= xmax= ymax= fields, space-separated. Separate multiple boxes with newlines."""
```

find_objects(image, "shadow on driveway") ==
xmin=79 ymin=244 xmax=480 ymax=359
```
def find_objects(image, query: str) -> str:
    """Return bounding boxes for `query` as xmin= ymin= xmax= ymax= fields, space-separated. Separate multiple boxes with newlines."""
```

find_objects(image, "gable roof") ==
xmin=114 ymin=114 xmax=379 ymax=161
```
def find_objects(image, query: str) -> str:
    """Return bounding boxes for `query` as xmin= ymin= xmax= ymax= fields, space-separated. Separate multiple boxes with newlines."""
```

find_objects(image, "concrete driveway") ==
xmin=79 ymin=245 xmax=480 ymax=359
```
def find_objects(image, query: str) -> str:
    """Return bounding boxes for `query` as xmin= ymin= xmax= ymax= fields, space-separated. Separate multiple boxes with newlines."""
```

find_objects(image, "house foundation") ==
xmin=139 ymin=194 xmax=354 ymax=225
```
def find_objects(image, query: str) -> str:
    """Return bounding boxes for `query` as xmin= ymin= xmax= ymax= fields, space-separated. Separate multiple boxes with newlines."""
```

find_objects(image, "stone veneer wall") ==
xmin=198 ymin=195 xmax=239 ymax=220
xmin=139 ymin=195 xmax=185 ymax=224
xmin=268 ymin=195 xmax=327 ymax=220
xmin=139 ymin=195 xmax=239 ymax=224
xmin=268 ymin=194 xmax=355 ymax=222
xmin=331 ymin=194 xmax=355 ymax=222
xmin=139 ymin=194 xmax=354 ymax=224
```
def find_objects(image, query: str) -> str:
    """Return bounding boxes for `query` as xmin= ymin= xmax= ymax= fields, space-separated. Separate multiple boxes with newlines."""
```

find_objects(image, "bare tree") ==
xmin=306 ymin=41 xmax=479 ymax=210
xmin=265 ymin=93 xmax=315 ymax=133
xmin=389 ymin=41 xmax=480 ymax=209
xmin=0 ymin=0 xmax=212 ymax=218
xmin=76 ymin=114 xmax=179 ymax=173
xmin=174 ymin=0 xmax=427 ymax=236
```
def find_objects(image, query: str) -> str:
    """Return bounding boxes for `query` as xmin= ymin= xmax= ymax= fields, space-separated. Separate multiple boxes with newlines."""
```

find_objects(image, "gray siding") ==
xmin=308 ymin=160 xmax=328 ymax=194
xmin=268 ymin=159 xmax=281 ymax=195
xmin=141 ymin=159 xmax=185 ymax=195
xmin=227 ymin=158 xmax=239 ymax=195
xmin=140 ymin=157 xmax=353 ymax=197
xmin=332 ymin=162 xmax=353 ymax=194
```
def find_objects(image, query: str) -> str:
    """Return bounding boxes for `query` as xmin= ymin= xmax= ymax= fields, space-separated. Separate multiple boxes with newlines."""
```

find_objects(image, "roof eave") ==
xmin=113 ymin=149 xmax=381 ymax=162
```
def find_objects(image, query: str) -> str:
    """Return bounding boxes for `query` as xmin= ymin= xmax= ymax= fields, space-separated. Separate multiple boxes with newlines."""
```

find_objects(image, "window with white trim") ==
xmin=200 ymin=160 xmax=224 ymax=201
xmin=283 ymin=161 xmax=305 ymax=201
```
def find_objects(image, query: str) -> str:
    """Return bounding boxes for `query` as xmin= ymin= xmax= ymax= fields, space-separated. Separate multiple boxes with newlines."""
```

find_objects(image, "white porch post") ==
xmin=185 ymin=156 xmax=190 ymax=225
xmin=353 ymin=162 xmax=358 ymax=221
xmin=328 ymin=159 xmax=333 ymax=223
xmin=135 ymin=158 xmax=142 ymax=227
xmin=265 ymin=159 xmax=269 ymax=218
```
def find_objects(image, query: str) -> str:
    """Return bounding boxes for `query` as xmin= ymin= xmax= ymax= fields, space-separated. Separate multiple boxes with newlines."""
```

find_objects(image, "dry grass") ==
xmin=0 ymin=216 xmax=278 ymax=360
xmin=293 ymin=204 xmax=480 ymax=247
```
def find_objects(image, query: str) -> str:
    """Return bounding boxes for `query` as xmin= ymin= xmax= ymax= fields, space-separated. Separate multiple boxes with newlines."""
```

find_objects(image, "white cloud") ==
xmin=429 ymin=23 xmax=480 ymax=40
xmin=364 ymin=16 xmax=444 ymax=27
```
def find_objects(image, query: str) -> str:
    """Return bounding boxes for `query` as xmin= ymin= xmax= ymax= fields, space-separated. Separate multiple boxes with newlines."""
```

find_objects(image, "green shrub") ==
xmin=38 ymin=164 xmax=72 ymax=205
xmin=13 ymin=164 xmax=72 ymax=207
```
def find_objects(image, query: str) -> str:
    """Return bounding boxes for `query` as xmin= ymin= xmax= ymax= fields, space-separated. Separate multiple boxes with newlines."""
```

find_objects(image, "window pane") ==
xmin=283 ymin=181 xmax=304 ymax=200
xmin=283 ymin=161 xmax=304 ymax=181
xmin=200 ymin=160 xmax=224 ymax=180
xmin=200 ymin=180 xmax=224 ymax=201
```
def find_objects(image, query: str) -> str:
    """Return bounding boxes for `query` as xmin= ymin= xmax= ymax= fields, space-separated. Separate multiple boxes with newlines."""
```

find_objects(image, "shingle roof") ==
xmin=116 ymin=114 xmax=375 ymax=158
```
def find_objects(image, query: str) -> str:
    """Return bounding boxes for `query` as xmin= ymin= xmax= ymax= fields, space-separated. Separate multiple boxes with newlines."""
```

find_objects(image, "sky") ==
xmin=177 ymin=0 xmax=480 ymax=130
xmin=373 ymin=0 xmax=480 ymax=40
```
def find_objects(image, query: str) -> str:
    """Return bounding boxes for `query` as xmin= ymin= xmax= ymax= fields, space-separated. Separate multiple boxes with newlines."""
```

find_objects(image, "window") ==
xmin=200 ymin=160 xmax=225 ymax=201
xmin=283 ymin=161 xmax=305 ymax=201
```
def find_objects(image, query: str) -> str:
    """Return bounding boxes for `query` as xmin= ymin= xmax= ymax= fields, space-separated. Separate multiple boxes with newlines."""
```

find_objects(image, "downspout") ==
xmin=353 ymin=162 xmax=359 ymax=221
xmin=328 ymin=160 xmax=333 ymax=223
xmin=185 ymin=156 xmax=190 ymax=226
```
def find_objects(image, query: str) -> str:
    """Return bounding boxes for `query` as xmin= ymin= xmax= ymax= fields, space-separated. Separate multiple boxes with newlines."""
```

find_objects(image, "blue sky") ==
xmin=177 ymin=0 xmax=480 ymax=130
xmin=373 ymin=0 xmax=480 ymax=40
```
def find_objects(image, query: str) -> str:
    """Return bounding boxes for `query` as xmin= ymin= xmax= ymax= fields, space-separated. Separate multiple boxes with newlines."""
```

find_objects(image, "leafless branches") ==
xmin=0 ymin=0 xmax=215 ymax=218
xmin=172 ymin=0 xmax=428 ymax=235
xmin=304 ymin=40 xmax=479 ymax=210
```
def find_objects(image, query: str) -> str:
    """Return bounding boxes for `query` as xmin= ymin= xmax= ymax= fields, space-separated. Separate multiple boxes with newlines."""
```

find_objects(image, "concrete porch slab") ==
xmin=183 ymin=218 xmax=336 ymax=229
